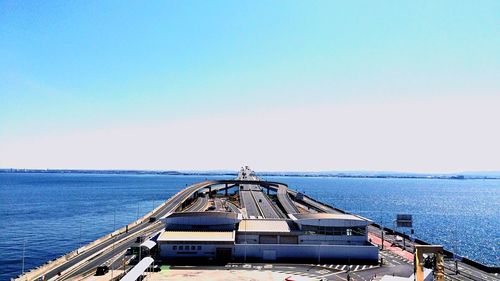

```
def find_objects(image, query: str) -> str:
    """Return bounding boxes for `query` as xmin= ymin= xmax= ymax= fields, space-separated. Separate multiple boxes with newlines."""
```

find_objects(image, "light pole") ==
xmin=379 ymin=214 xmax=384 ymax=250
xmin=111 ymin=209 xmax=116 ymax=280
xmin=317 ymin=219 xmax=321 ymax=264
xmin=21 ymin=239 xmax=26 ymax=276
xmin=137 ymin=202 xmax=140 ymax=221
xmin=79 ymin=223 xmax=82 ymax=250
xmin=244 ymin=220 xmax=247 ymax=263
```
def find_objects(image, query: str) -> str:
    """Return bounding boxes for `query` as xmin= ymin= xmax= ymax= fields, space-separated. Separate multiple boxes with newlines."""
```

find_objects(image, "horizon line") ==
xmin=1 ymin=167 xmax=499 ymax=176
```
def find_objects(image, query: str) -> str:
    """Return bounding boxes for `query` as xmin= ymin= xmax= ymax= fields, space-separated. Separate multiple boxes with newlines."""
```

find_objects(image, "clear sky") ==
xmin=1 ymin=1 xmax=499 ymax=172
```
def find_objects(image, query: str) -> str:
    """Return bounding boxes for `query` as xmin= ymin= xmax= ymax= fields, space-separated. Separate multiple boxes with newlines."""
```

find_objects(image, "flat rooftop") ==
xmin=289 ymin=213 xmax=372 ymax=227
xmin=158 ymin=231 xmax=235 ymax=242
xmin=237 ymin=219 xmax=297 ymax=233
xmin=290 ymin=213 xmax=368 ymax=221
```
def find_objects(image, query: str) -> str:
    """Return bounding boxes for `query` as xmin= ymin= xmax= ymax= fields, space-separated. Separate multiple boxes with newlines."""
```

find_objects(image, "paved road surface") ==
xmin=277 ymin=184 xmax=299 ymax=215
xmin=251 ymin=190 xmax=281 ymax=219
xmin=184 ymin=196 xmax=208 ymax=212
xmin=240 ymin=189 xmax=262 ymax=218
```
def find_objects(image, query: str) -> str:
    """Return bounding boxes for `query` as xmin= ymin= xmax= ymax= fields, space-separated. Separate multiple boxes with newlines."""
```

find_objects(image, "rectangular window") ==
xmin=191 ymin=245 xmax=196 ymax=250
xmin=179 ymin=246 xmax=184 ymax=250
xmin=173 ymin=246 xmax=177 ymax=250
xmin=197 ymin=246 xmax=202 ymax=250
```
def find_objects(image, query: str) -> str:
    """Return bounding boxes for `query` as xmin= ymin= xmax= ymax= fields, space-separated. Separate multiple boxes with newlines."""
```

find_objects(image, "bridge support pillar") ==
xmin=225 ymin=184 xmax=228 ymax=196
xmin=209 ymin=186 xmax=212 ymax=198
xmin=267 ymin=186 xmax=270 ymax=195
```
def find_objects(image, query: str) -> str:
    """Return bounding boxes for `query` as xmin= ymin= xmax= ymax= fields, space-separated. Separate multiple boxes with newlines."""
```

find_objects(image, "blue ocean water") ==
xmin=1 ymin=173 xmax=499 ymax=280
xmin=266 ymin=176 xmax=500 ymax=268
xmin=0 ymin=173 xmax=230 ymax=281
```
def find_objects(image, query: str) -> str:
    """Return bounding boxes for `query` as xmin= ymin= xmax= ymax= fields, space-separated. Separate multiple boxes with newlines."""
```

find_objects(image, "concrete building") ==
xmin=158 ymin=211 xmax=378 ymax=264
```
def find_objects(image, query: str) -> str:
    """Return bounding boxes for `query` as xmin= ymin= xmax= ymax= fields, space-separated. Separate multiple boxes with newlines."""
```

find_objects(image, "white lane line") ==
xmin=354 ymin=265 xmax=360 ymax=271
xmin=335 ymin=265 xmax=340 ymax=269
xmin=341 ymin=265 xmax=346 ymax=270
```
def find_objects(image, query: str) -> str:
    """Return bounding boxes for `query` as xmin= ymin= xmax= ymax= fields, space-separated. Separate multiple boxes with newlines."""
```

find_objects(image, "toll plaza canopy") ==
xmin=120 ymin=257 xmax=154 ymax=281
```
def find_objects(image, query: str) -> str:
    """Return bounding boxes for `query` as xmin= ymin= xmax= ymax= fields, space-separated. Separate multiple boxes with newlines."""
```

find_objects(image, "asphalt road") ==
xmin=251 ymin=189 xmax=281 ymax=219
xmin=226 ymin=201 xmax=241 ymax=214
xmin=184 ymin=196 xmax=208 ymax=212
xmin=240 ymin=189 xmax=262 ymax=218
xmin=277 ymin=184 xmax=299 ymax=215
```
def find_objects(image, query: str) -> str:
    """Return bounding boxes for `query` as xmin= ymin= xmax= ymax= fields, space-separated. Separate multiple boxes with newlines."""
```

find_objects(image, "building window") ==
xmin=173 ymin=246 xmax=177 ymax=250
xmin=191 ymin=245 xmax=196 ymax=250
xmin=179 ymin=245 xmax=184 ymax=250
xmin=197 ymin=246 xmax=202 ymax=250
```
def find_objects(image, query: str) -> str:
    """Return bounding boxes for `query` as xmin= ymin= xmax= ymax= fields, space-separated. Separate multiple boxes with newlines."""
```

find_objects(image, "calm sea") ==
xmin=1 ymin=173 xmax=499 ymax=280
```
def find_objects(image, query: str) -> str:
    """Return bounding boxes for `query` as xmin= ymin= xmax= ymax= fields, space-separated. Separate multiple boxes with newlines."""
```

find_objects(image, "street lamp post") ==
xmin=21 ymin=239 xmax=26 ymax=276
xmin=317 ymin=219 xmax=321 ymax=264
xmin=111 ymin=209 xmax=116 ymax=280
xmin=380 ymin=215 xmax=384 ymax=250
xmin=137 ymin=202 xmax=140 ymax=222
xmin=79 ymin=223 xmax=82 ymax=250
xmin=244 ymin=219 xmax=247 ymax=263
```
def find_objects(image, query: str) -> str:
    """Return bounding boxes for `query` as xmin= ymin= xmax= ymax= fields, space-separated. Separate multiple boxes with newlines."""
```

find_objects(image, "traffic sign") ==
xmin=396 ymin=214 xmax=413 ymax=228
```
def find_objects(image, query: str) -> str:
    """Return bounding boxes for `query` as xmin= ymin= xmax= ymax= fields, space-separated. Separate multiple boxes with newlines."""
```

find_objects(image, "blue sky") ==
xmin=1 ymin=1 xmax=499 ymax=171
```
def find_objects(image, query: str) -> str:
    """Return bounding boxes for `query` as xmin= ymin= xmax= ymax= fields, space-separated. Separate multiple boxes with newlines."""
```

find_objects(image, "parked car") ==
xmin=95 ymin=265 xmax=109 ymax=276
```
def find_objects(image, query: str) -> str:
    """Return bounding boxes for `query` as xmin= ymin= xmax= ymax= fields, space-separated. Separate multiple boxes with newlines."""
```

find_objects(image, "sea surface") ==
xmin=1 ymin=173 xmax=499 ymax=280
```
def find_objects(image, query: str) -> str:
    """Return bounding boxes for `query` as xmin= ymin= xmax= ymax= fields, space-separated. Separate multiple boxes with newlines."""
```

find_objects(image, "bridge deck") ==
xmin=251 ymin=190 xmax=281 ymax=219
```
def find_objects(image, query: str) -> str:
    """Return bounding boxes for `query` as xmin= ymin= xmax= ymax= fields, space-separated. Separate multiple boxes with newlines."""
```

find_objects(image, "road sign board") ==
xmin=396 ymin=214 xmax=413 ymax=228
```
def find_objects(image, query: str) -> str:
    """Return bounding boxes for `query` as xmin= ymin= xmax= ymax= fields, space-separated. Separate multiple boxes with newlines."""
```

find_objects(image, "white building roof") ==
xmin=158 ymin=231 xmax=235 ymax=242
xmin=237 ymin=219 xmax=294 ymax=233
xmin=120 ymin=257 xmax=154 ymax=281
xmin=289 ymin=213 xmax=371 ymax=228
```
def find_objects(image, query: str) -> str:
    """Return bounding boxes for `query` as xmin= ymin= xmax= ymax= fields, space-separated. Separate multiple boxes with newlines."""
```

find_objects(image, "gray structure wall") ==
xmin=234 ymin=244 xmax=378 ymax=262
